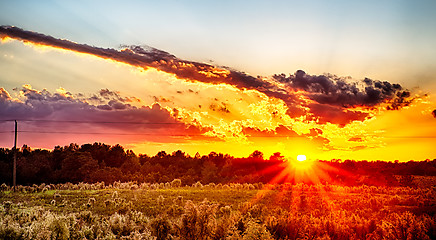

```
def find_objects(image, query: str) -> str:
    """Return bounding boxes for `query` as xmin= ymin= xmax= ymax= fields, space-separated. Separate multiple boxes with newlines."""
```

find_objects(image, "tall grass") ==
xmin=0 ymin=181 xmax=435 ymax=239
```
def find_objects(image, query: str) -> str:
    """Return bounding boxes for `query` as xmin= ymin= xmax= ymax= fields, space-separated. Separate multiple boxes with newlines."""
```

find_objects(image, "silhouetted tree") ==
xmin=0 ymin=142 xmax=434 ymax=186
xmin=201 ymin=161 xmax=218 ymax=183
xmin=60 ymin=151 xmax=98 ymax=183
xmin=105 ymin=144 xmax=127 ymax=168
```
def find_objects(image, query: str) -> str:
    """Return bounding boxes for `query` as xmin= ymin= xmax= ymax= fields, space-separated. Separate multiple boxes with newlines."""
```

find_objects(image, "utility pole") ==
xmin=13 ymin=120 xmax=17 ymax=188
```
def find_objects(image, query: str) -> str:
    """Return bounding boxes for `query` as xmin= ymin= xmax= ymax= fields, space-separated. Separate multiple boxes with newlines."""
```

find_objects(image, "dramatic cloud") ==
xmin=0 ymin=86 xmax=208 ymax=144
xmin=273 ymin=70 xmax=412 ymax=108
xmin=0 ymin=26 xmax=415 ymax=125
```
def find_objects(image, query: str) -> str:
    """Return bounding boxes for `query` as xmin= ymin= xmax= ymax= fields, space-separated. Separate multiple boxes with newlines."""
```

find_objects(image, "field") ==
xmin=1 ymin=180 xmax=435 ymax=240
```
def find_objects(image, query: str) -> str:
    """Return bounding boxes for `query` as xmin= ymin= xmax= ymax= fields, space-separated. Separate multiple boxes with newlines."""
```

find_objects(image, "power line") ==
xmin=1 ymin=129 xmax=435 ymax=138
xmin=15 ymin=130 xmax=201 ymax=136
xmin=0 ymin=119 xmax=185 ymax=125
xmin=1 ymin=120 xmax=436 ymax=138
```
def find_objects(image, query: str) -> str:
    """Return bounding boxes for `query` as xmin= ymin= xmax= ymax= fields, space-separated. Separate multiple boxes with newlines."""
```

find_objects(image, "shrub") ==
xmin=242 ymin=220 xmax=273 ymax=240
xmin=3 ymin=201 xmax=12 ymax=210
xmin=87 ymin=197 xmax=96 ymax=208
xmin=157 ymin=195 xmax=165 ymax=206
xmin=0 ymin=183 xmax=9 ymax=192
xmin=49 ymin=217 xmax=70 ymax=240
xmin=177 ymin=200 xmax=217 ymax=240
xmin=389 ymin=211 xmax=429 ymax=240
xmin=193 ymin=181 xmax=203 ymax=188
xmin=112 ymin=191 xmax=119 ymax=199
xmin=121 ymin=230 xmax=155 ymax=240
xmin=151 ymin=217 xmax=172 ymax=240
xmin=109 ymin=212 xmax=131 ymax=237
xmin=219 ymin=205 xmax=231 ymax=217
xmin=0 ymin=222 xmax=25 ymax=240
xmin=129 ymin=210 xmax=149 ymax=228
xmin=265 ymin=214 xmax=304 ymax=240
xmin=174 ymin=196 xmax=184 ymax=206
xmin=171 ymin=179 xmax=182 ymax=188
xmin=77 ymin=211 xmax=96 ymax=225
xmin=105 ymin=199 xmax=114 ymax=207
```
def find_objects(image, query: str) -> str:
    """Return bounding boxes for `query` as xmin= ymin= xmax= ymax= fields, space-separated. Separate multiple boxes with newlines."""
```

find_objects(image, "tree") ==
xmin=120 ymin=152 xmax=140 ymax=174
xmin=80 ymin=142 xmax=111 ymax=166
xmin=104 ymin=144 xmax=127 ymax=168
xmin=60 ymin=152 xmax=98 ymax=182
xmin=201 ymin=161 xmax=218 ymax=183
xmin=89 ymin=167 xmax=123 ymax=184
xmin=269 ymin=152 xmax=285 ymax=162
xmin=249 ymin=150 xmax=264 ymax=161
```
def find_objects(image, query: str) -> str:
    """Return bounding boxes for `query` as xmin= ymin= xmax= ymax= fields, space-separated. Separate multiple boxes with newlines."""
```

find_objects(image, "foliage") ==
xmin=151 ymin=217 xmax=171 ymax=240
xmin=1 ymin=143 xmax=436 ymax=186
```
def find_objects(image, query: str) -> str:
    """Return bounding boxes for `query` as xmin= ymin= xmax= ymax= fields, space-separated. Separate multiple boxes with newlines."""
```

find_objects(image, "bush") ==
xmin=49 ymin=217 xmax=70 ymax=240
xmin=242 ymin=220 xmax=273 ymax=240
xmin=109 ymin=212 xmax=132 ymax=237
xmin=171 ymin=179 xmax=182 ymax=188
xmin=151 ymin=217 xmax=172 ymax=240
xmin=0 ymin=222 xmax=25 ymax=240
xmin=177 ymin=200 xmax=217 ymax=240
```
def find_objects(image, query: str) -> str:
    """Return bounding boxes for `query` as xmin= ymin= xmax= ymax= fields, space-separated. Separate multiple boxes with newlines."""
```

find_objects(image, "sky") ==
xmin=0 ymin=0 xmax=436 ymax=161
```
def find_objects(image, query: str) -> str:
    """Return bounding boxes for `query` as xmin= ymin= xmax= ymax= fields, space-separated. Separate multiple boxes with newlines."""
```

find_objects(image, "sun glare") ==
xmin=297 ymin=155 xmax=306 ymax=161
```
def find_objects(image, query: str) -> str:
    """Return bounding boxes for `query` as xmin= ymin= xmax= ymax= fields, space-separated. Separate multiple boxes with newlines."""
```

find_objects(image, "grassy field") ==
xmin=1 ymin=181 xmax=435 ymax=239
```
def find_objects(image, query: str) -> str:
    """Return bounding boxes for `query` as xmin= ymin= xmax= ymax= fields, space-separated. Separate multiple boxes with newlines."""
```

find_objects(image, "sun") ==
xmin=294 ymin=155 xmax=312 ymax=172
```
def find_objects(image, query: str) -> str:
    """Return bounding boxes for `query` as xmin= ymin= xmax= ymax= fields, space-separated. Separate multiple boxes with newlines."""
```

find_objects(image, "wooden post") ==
xmin=13 ymin=120 xmax=17 ymax=188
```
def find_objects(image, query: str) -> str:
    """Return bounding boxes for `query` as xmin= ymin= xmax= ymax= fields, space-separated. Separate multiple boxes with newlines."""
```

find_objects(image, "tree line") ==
xmin=0 ymin=142 xmax=435 ymax=186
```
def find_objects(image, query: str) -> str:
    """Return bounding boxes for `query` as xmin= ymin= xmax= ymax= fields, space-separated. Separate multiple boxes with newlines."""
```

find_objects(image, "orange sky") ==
xmin=0 ymin=28 xmax=435 ymax=161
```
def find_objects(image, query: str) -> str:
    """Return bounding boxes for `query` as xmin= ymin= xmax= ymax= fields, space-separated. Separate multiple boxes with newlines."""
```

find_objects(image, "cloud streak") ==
xmin=0 ymin=26 xmax=414 ymax=125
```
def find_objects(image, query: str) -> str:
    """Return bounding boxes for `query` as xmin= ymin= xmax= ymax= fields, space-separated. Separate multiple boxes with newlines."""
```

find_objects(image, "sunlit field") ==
xmin=1 ymin=144 xmax=436 ymax=239
xmin=1 ymin=180 xmax=435 ymax=239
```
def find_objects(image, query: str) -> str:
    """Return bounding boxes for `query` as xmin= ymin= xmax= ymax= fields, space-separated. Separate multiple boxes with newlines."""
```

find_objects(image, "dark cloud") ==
xmin=97 ymin=104 xmax=112 ymax=111
xmin=0 ymin=26 xmax=415 ymax=125
xmin=273 ymin=70 xmax=411 ymax=109
xmin=99 ymin=89 xmax=121 ymax=100
xmin=107 ymin=99 xmax=129 ymax=110
xmin=308 ymin=103 xmax=368 ymax=125
xmin=432 ymin=109 xmax=436 ymax=118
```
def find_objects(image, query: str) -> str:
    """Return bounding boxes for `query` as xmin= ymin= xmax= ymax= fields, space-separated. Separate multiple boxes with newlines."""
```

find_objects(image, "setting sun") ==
xmin=297 ymin=155 xmax=307 ymax=161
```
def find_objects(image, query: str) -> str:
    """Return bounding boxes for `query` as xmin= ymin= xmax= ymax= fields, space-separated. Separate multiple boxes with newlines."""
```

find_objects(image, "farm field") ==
xmin=1 ymin=181 xmax=435 ymax=240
